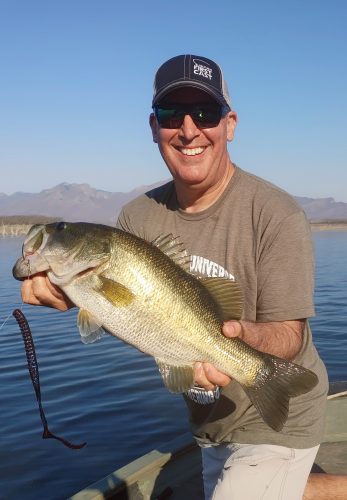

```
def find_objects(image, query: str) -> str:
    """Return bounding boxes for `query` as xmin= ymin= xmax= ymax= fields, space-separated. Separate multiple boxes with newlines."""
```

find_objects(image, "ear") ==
xmin=149 ymin=113 xmax=158 ymax=144
xmin=226 ymin=111 xmax=238 ymax=142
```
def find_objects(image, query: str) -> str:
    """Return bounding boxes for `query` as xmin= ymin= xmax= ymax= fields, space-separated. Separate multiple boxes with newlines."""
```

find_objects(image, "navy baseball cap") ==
xmin=152 ymin=54 xmax=231 ymax=108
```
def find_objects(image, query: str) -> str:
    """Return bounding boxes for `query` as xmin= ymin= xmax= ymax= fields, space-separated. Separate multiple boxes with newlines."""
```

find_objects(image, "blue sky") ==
xmin=1 ymin=0 xmax=346 ymax=201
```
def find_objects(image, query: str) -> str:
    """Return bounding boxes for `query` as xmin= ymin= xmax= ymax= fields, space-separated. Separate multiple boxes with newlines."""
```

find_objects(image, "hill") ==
xmin=0 ymin=182 xmax=347 ymax=223
xmin=0 ymin=182 xmax=164 ymax=225
xmin=295 ymin=196 xmax=347 ymax=220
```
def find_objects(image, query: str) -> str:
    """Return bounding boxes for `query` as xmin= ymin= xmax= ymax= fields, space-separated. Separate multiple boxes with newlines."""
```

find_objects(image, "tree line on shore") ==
xmin=0 ymin=215 xmax=61 ymax=225
xmin=0 ymin=216 xmax=61 ymax=236
xmin=1 ymin=215 xmax=347 ymax=237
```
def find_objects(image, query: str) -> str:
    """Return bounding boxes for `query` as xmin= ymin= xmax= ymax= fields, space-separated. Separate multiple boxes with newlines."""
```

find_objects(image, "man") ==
xmin=22 ymin=55 xmax=340 ymax=499
xmin=116 ymin=54 xmax=329 ymax=499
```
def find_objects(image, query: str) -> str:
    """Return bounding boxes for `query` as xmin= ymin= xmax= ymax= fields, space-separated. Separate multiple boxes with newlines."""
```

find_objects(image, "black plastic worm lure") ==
xmin=12 ymin=308 xmax=86 ymax=449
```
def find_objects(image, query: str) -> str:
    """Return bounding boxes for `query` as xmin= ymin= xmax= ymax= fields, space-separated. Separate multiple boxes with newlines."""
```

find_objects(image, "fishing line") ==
xmin=0 ymin=261 xmax=29 ymax=331
xmin=0 ymin=311 xmax=14 ymax=331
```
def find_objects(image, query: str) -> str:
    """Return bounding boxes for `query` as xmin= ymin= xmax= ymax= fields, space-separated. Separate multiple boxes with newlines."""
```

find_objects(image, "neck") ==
xmin=175 ymin=161 xmax=235 ymax=213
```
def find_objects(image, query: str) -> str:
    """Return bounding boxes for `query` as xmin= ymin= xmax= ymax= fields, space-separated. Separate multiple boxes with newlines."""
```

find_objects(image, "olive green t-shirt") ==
xmin=117 ymin=166 xmax=328 ymax=449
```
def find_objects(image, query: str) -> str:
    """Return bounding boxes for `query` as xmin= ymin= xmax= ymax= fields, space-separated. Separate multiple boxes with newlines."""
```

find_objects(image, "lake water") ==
xmin=0 ymin=232 xmax=346 ymax=499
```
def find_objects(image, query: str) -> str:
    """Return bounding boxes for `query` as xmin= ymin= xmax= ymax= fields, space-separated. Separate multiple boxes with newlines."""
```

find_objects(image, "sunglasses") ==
xmin=153 ymin=103 xmax=230 ymax=129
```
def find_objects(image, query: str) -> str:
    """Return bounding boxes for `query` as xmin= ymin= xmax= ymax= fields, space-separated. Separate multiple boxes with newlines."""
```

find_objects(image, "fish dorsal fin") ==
xmin=151 ymin=234 xmax=191 ymax=272
xmin=97 ymin=276 xmax=135 ymax=307
xmin=200 ymin=277 xmax=243 ymax=321
xmin=77 ymin=308 xmax=106 ymax=344
xmin=155 ymin=358 xmax=195 ymax=393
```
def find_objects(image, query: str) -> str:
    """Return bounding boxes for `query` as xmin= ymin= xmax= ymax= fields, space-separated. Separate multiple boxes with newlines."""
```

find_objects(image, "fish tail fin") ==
xmin=242 ymin=356 xmax=318 ymax=432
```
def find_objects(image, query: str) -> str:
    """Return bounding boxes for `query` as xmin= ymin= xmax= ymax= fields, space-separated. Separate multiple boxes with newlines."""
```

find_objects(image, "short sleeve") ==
xmin=116 ymin=205 xmax=146 ymax=239
xmin=256 ymin=211 xmax=315 ymax=322
xmin=116 ymin=208 xmax=132 ymax=232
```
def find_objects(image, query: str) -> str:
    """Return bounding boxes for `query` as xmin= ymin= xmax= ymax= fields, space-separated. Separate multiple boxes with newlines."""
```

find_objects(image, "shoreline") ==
xmin=1 ymin=222 xmax=347 ymax=237
xmin=310 ymin=223 xmax=347 ymax=232
xmin=0 ymin=224 xmax=33 ymax=237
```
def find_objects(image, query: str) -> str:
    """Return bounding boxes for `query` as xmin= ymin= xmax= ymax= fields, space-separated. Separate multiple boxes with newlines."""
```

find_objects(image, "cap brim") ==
xmin=152 ymin=81 xmax=228 ymax=107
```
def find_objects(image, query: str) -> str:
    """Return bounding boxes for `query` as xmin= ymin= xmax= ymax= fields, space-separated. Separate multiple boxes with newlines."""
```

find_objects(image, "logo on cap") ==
xmin=193 ymin=59 xmax=212 ymax=80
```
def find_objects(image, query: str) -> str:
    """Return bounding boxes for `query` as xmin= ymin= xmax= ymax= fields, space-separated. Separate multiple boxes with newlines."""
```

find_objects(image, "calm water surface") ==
xmin=0 ymin=232 xmax=346 ymax=499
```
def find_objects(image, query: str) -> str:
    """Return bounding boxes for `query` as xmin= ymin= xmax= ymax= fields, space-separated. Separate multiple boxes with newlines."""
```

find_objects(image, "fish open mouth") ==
xmin=13 ymin=223 xmax=110 ymax=285
xmin=22 ymin=225 xmax=48 ymax=258
xmin=12 ymin=225 xmax=51 ymax=280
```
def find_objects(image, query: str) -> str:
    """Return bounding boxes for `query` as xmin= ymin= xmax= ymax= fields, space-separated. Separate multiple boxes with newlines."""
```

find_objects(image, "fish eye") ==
xmin=56 ymin=222 xmax=67 ymax=231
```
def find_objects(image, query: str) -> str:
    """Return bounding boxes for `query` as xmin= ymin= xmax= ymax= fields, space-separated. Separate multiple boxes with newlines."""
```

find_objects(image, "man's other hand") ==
xmin=21 ymin=272 xmax=74 ymax=311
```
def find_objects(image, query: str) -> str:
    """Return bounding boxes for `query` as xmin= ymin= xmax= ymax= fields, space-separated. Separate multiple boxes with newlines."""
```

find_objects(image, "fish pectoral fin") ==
xmin=96 ymin=276 xmax=135 ymax=307
xmin=200 ymin=277 xmax=243 ymax=321
xmin=242 ymin=355 xmax=318 ymax=431
xmin=77 ymin=309 xmax=106 ymax=344
xmin=155 ymin=359 xmax=195 ymax=393
xmin=151 ymin=234 xmax=191 ymax=272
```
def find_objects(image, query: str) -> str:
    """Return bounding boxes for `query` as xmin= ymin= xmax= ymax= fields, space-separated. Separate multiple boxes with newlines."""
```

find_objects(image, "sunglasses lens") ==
xmin=193 ymin=106 xmax=221 ymax=128
xmin=155 ymin=104 xmax=227 ymax=129
xmin=155 ymin=108 xmax=184 ymax=129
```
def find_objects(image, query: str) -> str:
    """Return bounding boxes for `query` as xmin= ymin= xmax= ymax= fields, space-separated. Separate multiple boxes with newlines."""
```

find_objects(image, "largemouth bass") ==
xmin=13 ymin=222 xmax=318 ymax=431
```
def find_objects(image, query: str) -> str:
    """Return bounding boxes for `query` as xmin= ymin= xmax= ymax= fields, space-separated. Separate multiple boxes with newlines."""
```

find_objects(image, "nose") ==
xmin=178 ymin=114 xmax=200 ymax=141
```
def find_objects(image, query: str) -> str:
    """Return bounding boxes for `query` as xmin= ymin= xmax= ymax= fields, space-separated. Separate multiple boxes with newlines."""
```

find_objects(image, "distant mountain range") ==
xmin=0 ymin=182 xmax=163 ymax=225
xmin=294 ymin=196 xmax=347 ymax=220
xmin=0 ymin=182 xmax=346 ymax=223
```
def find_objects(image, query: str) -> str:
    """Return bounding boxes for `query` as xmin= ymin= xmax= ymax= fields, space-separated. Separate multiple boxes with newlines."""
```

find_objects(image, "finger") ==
xmin=21 ymin=274 xmax=73 ymax=311
xmin=44 ymin=276 xmax=68 ymax=301
xmin=222 ymin=320 xmax=242 ymax=338
xmin=193 ymin=362 xmax=215 ymax=391
xmin=21 ymin=276 xmax=54 ymax=307
xmin=193 ymin=362 xmax=231 ymax=390
xmin=202 ymin=363 xmax=231 ymax=388
xmin=21 ymin=279 xmax=43 ymax=305
xmin=46 ymin=280 xmax=75 ymax=309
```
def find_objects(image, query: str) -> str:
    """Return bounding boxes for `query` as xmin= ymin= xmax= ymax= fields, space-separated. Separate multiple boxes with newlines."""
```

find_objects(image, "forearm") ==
xmin=236 ymin=319 xmax=305 ymax=360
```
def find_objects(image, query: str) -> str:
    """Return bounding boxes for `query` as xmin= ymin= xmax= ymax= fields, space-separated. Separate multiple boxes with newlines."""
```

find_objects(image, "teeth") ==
xmin=180 ymin=147 xmax=205 ymax=156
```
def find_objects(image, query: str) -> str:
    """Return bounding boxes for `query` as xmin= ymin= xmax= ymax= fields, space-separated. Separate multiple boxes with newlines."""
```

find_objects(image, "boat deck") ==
xmin=313 ymin=388 xmax=347 ymax=476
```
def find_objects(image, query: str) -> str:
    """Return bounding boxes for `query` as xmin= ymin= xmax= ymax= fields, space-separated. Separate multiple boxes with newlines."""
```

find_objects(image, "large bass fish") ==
xmin=13 ymin=222 xmax=318 ymax=431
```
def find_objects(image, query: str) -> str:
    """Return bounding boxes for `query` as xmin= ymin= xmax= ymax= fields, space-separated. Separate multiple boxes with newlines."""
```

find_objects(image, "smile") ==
xmin=179 ymin=147 xmax=206 ymax=156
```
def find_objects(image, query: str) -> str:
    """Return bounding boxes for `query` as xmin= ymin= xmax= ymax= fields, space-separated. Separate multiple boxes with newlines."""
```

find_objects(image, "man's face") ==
xmin=150 ymin=88 xmax=237 ymax=190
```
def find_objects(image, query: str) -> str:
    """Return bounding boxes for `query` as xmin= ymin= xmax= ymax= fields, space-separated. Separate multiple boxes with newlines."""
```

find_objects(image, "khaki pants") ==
xmin=202 ymin=443 xmax=319 ymax=500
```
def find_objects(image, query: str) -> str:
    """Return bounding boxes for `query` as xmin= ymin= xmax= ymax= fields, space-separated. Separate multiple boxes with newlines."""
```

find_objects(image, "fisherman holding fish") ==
xmin=18 ymin=55 xmax=333 ymax=499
